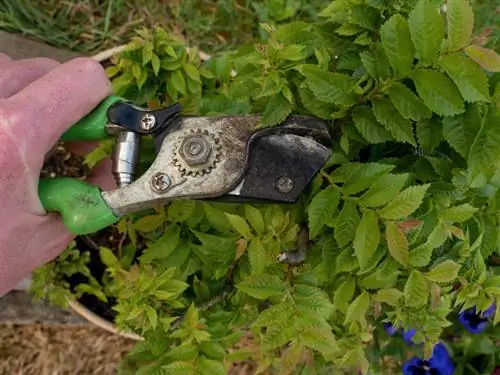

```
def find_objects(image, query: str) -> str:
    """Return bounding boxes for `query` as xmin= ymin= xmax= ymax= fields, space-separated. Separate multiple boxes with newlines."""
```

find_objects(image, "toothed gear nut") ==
xmin=173 ymin=129 xmax=222 ymax=176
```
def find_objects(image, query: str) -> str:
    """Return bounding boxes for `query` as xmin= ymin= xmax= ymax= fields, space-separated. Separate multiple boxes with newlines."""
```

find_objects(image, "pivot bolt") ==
xmin=151 ymin=172 xmax=171 ymax=193
xmin=276 ymin=175 xmax=294 ymax=194
xmin=178 ymin=135 xmax=212 ymax=166
xmin=141 ymin=113 xmax=156 ymax=130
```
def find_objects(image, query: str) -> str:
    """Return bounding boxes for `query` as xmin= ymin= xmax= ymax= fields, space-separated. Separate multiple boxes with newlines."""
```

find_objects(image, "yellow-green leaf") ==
xmin=248 ymin=237 xmax=270 ymax=275
xmin=358 ymin=173 xmax=409 ymax=208
xmin=245 ymin=206 xmax=265 ymax=235
xmin=464 ymin=45 xmax=500 ymax=72
xmin=426 ymin=260 xmax=461 ymax=283
xmin=236 ymin=275 xmax=285 ymax=300
xmin=412 ymin=68 xmax=465 ymax=116
xmin=334 ymin=201 xmax=361 ymax=248
xmin=333 ymin=278 xmax=356 ymax=313
xmin=351 ymin=105 xmax=392 ymax=143
xmin=379 ymin=184 xmax=430 ymax=220
xmin=307 ymin=186 xmax=341 ymax=239
xmin=353 ymin=209 xmax=380 ymax=268
xmin=372 ymin=288 xmax=404 ymax=306
xmin=225 ymin=213 xmax=252 ymax=239
xmin=404 ymin=270 xmax=428 ymax=307
xmin=386 ymin=221 xmax=410 ymax=267
xmin=300 ymin=328 xmax=339 ymax=355
xmin=441 ymin=203 xmax=478 ymax=222
xmin=100 ymin=247 xmax=118 ymax=267
xmin=197 ymin=356 xmax=226 ymax=375
xmin=260 ymin=92 xmax=293 ymax=127
xmin=372 ymin=98 xmax=417 ymax=146
xmin=439 ymin=53 xmax=490 ymax=102
xmin=446 ymin=0 xmax=474 ymax=52
xmin=345 ymin=291 xmax=370 ymax=324
xmin=408 ymin=0 xmax=444 ymax=66
xmin=388 ymin=82 xmax=432 ymax=121
xmin=380 ymin=14 xmax=415 ymax=77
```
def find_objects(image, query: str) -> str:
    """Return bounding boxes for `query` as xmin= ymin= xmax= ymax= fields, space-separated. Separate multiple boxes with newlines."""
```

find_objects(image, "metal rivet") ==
xmin=276 ymin=176 xmax=294 ymax=194
xmin=141 ymin=113 xmax=156 ymax=130
xmin=151 ymin=172 xmax=171 ymax=193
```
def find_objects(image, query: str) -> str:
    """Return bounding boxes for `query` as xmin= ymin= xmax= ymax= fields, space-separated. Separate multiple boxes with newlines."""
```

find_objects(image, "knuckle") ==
xmin=70 ymin=57 xmax=105 ymax=76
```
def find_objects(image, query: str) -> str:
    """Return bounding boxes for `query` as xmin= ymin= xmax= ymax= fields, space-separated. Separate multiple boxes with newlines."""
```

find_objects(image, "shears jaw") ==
xmin=102 ymin=111 xmax=333 ymax=217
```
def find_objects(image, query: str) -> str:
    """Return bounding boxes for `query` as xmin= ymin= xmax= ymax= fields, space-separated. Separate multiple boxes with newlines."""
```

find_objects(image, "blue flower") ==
xmin=458 ymin=304 xmax=496 ymax=334
xmin=402 ymin=342 xmax=455 ymax=375
xmin=384 ymin=322 xmax=417 ymax=345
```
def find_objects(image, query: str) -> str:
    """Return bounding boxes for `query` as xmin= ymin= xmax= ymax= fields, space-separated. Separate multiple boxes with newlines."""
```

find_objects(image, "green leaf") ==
xmin=308 ymin=186 xmax=341 ymax=239
xmin=167 ymin=345 xmax=199 ymax=361
xmin=342 ymin=163 xmax=394 ymax=195
xmin=151 ymin=54 xmax=161 ymax=76
xmin=146 ymin=306 xmax=158 ymax=329
xmin=199 ymin=342 xmax=225 ymax=360
xmin=408 ymin=0 xmax=444 ymax=66
xmin=412 ymin=69 xmax=465 ymax=116
xmin=464 ymin=45 xmax=500 ymax=72
xmin=334 ymin=201 xmax=361 ymax=248
xmin=236 ymin=275 xmax=285 ymax=299
xmin=386 ymin=222 xmax=410 ymax=267
xmin=344 ymin=291 xmax=370 ymax=324
xmin=380 ymin=14 xmax=415 ymax=77
xmin=183 ymin=63 xmax=201 ymax=83
xmin=245 ymin=206 xmax=265 ymax=235
xmin=278 ymin=44 xmax=308 ymax=61
xmin=446 ymin=0 xmax=474 ymax=52
xmin=358 ymin=173 xmax=409 ymax=208
xmin=353 ymin=210 xmax=380 ymax=268
xmin=162 ymin=361 xmax=196 ymax=374
xmin=351 ymin=105 xmax=392 ymax=143
xmin=298 ymin=86 xmax=337 ymax=120
xmin=416 ymin=117 xmax=443 ymax=154
xmin=297 ymin=65 xmax=357 ymax=106
xmin=197 ymin=356 xmax=226 ymax=375
xmin=248 ymin=237 xmax=270 ymax=275
xmin=426 ymin=260 xmax=461 ymax=283
xmin=225 ymin=213 xmax=252 ymax=239
xmin=170 ymin=70 xmax=187 ymax=95
xmin=442 ymin=105 xmax=480 ymax=159
xmin=441 ymin=204 xmax=478 ymax=222
xmin=372 ymin=288 xmax=403 ymax=306
xmin=372 ymin=98 xmax=417 ymax=146
xmin=388 ymin=82 xmax=432 ymax=121
xmin=141 ymin=225 xmax=181 ymax=262
xmin=379 ymin=184 xmax=430 ymax=220
xmin=333 ymin=278 xmax=356 ymax=313
xmin=191 ymin=231 xmax=235 ymax=264
xmin=99 ymin=247 xmax=118 ymax=267
xmin=260 ymin=92 xmax=293 ymax=127
xmin=439 ymin=53 xmax=490 ymax=102
xmin=204 ymin=204 xmax=232 ymax=233
xmin=299 ymin=328 xmax=339 ymax=355
xmin=404 ymin=270 xmax=428 ymax=307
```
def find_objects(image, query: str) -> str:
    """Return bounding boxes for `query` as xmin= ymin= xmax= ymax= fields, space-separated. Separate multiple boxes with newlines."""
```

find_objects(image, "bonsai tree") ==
xmin=31 ymin=0 xmax=500 ymax=374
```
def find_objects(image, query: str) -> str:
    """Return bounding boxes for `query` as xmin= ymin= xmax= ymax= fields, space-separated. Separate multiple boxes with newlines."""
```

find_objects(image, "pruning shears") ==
xmin=39 ymin=96 xmax=333 ymax=235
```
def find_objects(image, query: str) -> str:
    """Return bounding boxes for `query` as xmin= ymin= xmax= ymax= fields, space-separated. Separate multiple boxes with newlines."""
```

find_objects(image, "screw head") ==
xmin=151 ymin=172 xmax=171 ymax=193
xmin=178 ymin=135 xmax=212 ymax=166
xmin=276 ymin=175 xmax=294 ymax=194
xmin=141 ymin=113 xmax=156 ymax=130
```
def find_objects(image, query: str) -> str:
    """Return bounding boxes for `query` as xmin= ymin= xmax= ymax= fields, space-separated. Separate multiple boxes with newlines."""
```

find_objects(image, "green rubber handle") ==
xmin=39 ymin=178 xmax=119 ymax=235
xmin=61 ymin=95 xmax=126 ymax=142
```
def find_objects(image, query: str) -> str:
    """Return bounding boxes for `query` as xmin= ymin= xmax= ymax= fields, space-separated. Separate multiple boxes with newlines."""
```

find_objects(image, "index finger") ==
xmin=5 ymin=57 xmax=112 ymax=156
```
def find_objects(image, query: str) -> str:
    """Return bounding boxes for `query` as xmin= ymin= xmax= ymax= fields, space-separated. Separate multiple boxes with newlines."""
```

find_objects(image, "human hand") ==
xmin=0 ymin=53 xmax=115 ymax=295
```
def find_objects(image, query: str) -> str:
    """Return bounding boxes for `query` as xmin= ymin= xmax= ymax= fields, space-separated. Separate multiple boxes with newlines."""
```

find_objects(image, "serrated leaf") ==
xmin=380 ymin=14 xmax=415 ymax=77
xmin=278 ymin=44 xmax=308 ymax=61
xmin=308 ymin=186 xmax=341 ymax=239
xmin=294 ymin=285 xmax=334 ymax=317
xmin=260 ymin=92 xmax=293 ymax=127
xmin=439 ymin=53 xmax=490 ymax=102
xmin=236 ymin=275 xmax=285 ymax=299
xmin=300 ymin=328 xmax=339 ymax=355
xmin=372 ymin=98 xmax=417 ymax=146
xmin=412 ymin=69 xmax=465 ymax=116
xmin=280 ymin=342 xmax=303 ymax=374
xmin=333 ymin=278 xmax=356 ymax=313
xmin=494 ymin=303 xmax=500 ymax=326
xmin=372 ymin=288 xmax=403 ymax=306
xmin=404 ymin=270 xmax=428 ymax=307
xmin=345 ymin=291 xmax=370 ymax=324
xmin=464 ymin=45 xmax=500 ymax=72
xmin=162 ymin=361 xmax=196 ymax=375
xmin=342 ymin=163 xmax=394 ymax=195
xmin=225 ymin=213 xmax=252 ymax=239
xmin=446 ymin=0 xmax=474 ymax=52
xmin=183 ymin=63 xmax=201 ymax=82
xmin=358 ymin=173 xmax=409 ymax=208
xmin=245 ymin=206 xmax=265 ymax=235
xmin=167 ymin=345 xmax=199 ymax=361
xmin=146 ymin=306 xmax=158 ymax=329
xmin=248 ymin=237 xmax=270 ymax=275
xmin=141 ymin=225 xmax=181 ymax=262
xmin=334 ymin=201 xmax=361 ymax=248
xmin=351 ymin=105 xmax=392 ymax=143
xmin=441 ymin=204 xmax=478 ymax=222
xmin=386 ymin=222 xmax=409 ymax=267
xmin=379 ymin=184 xmax=430 ymax=220
xmin=335 ymin=246 xmax=360 ymax=273
xmin=151 ymin=54 xmax=161 ymax=76
xmin=170 ymin=69 xmax=187 ymax=95
xmin=253 ymin=301 xmax=295 ymax=328
xmin=191 ymin=230 xmax=236 ymax=264
xmin=353 ymin=210 xmax=380 ymax=268
xmin=426 ymin=260 xmax=461 ymax=283
xmin=298 ymin=86 xmax=337 ymax=119
xmin=416 ymin=117 xmax=443 ymax=154
xmin=297 ymin=65 xmax=357 ymax=106
xmin=442 ymin=105 xmax=480 ymax=159
xmin=100 ymin=247 xmax=118 ymax=267
xmin=203 ymin=204 xmax=232 ymax=233
xmin=388 ymin=82 xmax=432 ymax=121
xmin=408 ymin=0 xmax=444 ymax=66
xmin=197 ymin=356 xmax=226 ymax=375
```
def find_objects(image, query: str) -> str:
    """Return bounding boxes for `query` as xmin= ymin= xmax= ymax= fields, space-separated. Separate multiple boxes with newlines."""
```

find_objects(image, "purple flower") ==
xmin=458 ymin=304 xmax=496 ymax=334
xmin=384 ymin=322 xmax=418 ymax=345
xmin=403 ymin=342 xmax=455 ymax=375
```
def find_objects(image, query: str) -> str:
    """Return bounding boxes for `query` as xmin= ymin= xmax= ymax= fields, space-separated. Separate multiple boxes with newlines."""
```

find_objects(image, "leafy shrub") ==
xmin=32 ymin=0 xmax=500 ymax=374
